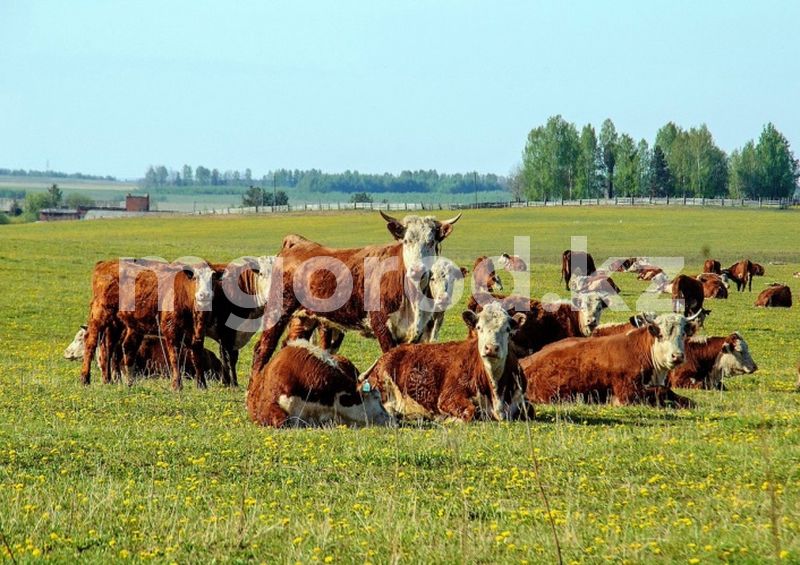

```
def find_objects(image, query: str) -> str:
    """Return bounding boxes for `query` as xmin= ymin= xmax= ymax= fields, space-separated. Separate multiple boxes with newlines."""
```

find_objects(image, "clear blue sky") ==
xmin=2 ymin=1 xmax=798 ymax=179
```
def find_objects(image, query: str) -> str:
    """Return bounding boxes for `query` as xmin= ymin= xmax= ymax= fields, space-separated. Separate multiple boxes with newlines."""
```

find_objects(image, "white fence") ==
xmin=192 ymin=196 xmax=798 ymax=216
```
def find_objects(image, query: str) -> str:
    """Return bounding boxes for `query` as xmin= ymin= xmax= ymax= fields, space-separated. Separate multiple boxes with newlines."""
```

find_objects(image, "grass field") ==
xmin=1 ymin=207 xmax=799 ymax=563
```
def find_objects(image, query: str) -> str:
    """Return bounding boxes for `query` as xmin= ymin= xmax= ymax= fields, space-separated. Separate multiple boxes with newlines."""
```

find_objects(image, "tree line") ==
xmin=0 ymin=168 xmax=115 ymax=181
xmin=517 ymin=117 xmax=799 ymax=201
xmin=141 ymin=166 xmax=506 ymax=195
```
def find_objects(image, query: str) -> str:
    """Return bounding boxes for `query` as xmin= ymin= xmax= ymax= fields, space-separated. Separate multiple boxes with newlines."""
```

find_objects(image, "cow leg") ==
xmin=369 ymin=310 xmax=397 ymax=352
xmin=191 ymin=339 xmax=207 ymax=389
xmin=438 ymin=395 xmax=477 ymax=422
xmin=165 ymin=337 xmax=183 ymax=391
xmin=80 ymin=320 xmax=102 ymax=385
xmin=120 ymin=328 xmax=142 ymax=387
xmin=227 ymin=348 xmax=240 ymax=387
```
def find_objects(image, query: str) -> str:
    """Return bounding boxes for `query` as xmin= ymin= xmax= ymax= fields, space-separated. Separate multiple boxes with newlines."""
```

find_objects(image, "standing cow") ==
xmin=251 ymin=213 xmax=460 ymax=373
xmin=561 ymin=250 xmax=596 ymax=291
xmin=361 ymin=303 xmax=527 ymax=422
xmin=727 ymin=260 xmax=753 ymax=292
xmin=671 ymin=274 xmax=705 ymax=316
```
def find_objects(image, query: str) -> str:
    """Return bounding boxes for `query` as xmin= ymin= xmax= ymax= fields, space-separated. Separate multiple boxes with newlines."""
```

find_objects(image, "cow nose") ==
xmin=750 ymin=364 xmax=758 ymax=373
xmin=407 ymin=264 xmax=425 ymax=281
xmin=483 ymin=344 xmax=499 ymax=356
xmin=671 ymin=352 xmax=685 ymax=364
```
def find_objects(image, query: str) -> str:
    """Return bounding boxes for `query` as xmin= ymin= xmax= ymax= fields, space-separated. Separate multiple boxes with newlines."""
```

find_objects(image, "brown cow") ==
xmin=247 ymin=340 xmax=394 ymax=428
xmin=703 ymin=259 xmax=721 ymax=274
xmin=668 ymin=333 xmax=758 ymax=390
xmin=727 ymin=260 xmax=753 ymax=292
xmin=251 ymin=213 xmax=460 ymax=373
xmin=637 ymin=267 xmax=663 ymax=281
xmin=467 ymin=291 xmax=607 ymax=358
xmin=697 ymin=274 xmax=728 ymax=299
xmin=610 ymin=258 xmax=637 ymax=272
xmin=361 ymin=303 xmax=527 ymax=422
xmin=65 ymin=327 xmax=222 ymax=381
xmin=81 ymin=259 xmax=218 ymax=390
xmin=473 ymin=255 xmax=503 ymax=292
xmin=569 ymin=273 xmax=621 ymax=295
xmin=590 ymin=313 xmax=652 ymax=337
xmin=498 ymin=253 xmax=528 ymax=272
xmin=522 ymin=313 xmax=697 ymax=406
xmin=750 ymin=263 xmax=765 ymax=277
xmin=755 ymin=284 xmax=792 ymax=307
xmin=671 ymin=274 xmax=705 ymax=316
xmin=561 ymin=250 xmax=596 ymax=291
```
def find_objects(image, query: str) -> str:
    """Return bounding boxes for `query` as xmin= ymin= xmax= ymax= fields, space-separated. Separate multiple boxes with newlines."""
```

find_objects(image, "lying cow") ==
xmin=467 ymin=291 xmax=607 ymax=358
xmin=696 ymin=274 xmax=728 ymax=299
xmin=569 ymin=273 xmax=621 ymax=295
xmin=668 ymin=332 xmax=758 ymax=390
xmin=522 ymin=313 xmax=698 ymax=405
xmin=703 ymin=259 xmax=722 ymax=274
xmin=247 ymin=340 xmax=394 ymax=428
xmin=65 ymin=326 xmax=222 ymax=381
xmin=755 ymin=284 xmax=792 ymax=307
xmin=637 ymin=267 xmax=664 ymax=281
xmin=498 ymin=253 xmax=528 ymax=272
xmin=360 ymin=302 xmax=527 ymax=422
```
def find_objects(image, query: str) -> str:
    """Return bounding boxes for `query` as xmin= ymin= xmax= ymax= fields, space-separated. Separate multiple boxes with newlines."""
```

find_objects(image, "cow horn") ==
xmin=357 ymin=358 xmax=380 ymax=384
xmin=440 ymin=213 xmax=462 ymax=225
xmin=379 ymin=210 xmax=400 ymax=224
xmin=686 ymin=310 xmax=703 ymax=321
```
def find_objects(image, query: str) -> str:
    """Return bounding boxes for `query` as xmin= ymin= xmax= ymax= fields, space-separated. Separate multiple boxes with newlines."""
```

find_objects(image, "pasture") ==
xmin=1 ymin=206 xmax=799 ymax=563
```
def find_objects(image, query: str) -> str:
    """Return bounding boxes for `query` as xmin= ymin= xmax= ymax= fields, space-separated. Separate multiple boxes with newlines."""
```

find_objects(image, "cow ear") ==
xmin=511 ymin=313 xmax=526 ymax=332
xmin=628 ymin=315 xmax=640 ymax=327
xmin=722 ymin=343 xmax=733 ymax=354
xmin=462 ymin=310 xmax=478 ymax=329
xmin=80 ymin=324 xmax=88 ymax=330
xmin=647 ymin=323 xmax=661 ymax=338
xmin=684 ymin=322 xmax=698 ymax=338
xmin=460 ymin=266 xmax=469 ymax=277
xmin=385 ymin=220 xmax=405 ymax=240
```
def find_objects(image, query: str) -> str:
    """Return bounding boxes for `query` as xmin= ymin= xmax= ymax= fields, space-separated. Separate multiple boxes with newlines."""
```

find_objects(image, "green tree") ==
xmin=24 ymin=192 xmax=54 ymax=218
xmin=755 ymin=123 xmax=798 ymax=198
xmin=47 ymin=184 xmax=63 ymax=207
xmin=242 ymin=186 xmax=264 ymax=211
xmin=144 ymin=166 xmax=158 ymax=187
xmin=649 ymin=145 xmax=673 ymax=197
xmin=507 ymin=163 xmax=526 ymax=201
xmin=521 ymin=115 xmax=580 ymax=200
xmin=684 ymin=125 xmax=728 ymax=197
xmin=195 ymin=166 xmax=211 ymax=186
xmin=636 ymin=139 xmax=651 ymax=197
xmin=182 ymin=164 xmax=193 ymax=186
xmin=155 ymin=166 xmax=168 ymax=187
xmin=211 ymin=168 xmax=220 ymax=186
xmin=599 ymin=119 xmax=618 ymax=198
xmin=576 ymin=124 xmax=601 ymax=198
xmin=350 ymin=192 xmax=373 ymax=203
xmin=614 ymin=134 xmax=639 ymax=196
xmin=65 ymin=193 xmax=94 ymax=208
xmin=729 ymin=142 xmax=759 ymax=198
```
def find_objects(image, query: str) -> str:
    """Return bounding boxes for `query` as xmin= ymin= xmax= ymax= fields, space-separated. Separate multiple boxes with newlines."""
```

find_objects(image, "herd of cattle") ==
xmin=64 ymin=212 xmax=795 ymax=428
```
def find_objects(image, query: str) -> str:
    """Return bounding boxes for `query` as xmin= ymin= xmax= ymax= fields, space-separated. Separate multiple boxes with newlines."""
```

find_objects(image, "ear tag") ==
xmin=361 ymin=381 xmax=372 ymax=393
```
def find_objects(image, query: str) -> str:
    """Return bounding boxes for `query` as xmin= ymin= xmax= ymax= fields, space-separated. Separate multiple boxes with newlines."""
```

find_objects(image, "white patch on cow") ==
xmin=285 ymin=339 xmax=340 ymax=370
xmin=709 ymin=333 xmax=757 ymax=388
xmin=649 ymin=314 xmax=689 ymax=385
xmin=277 ymin=390 xmax=394 ymax=427
xmin=398 ymin=215 xmax=441 ymax=282
xmin=572 ymin=292 xmax=607 ymax=336
xmin=420 ymin=258 xmax=464 ymax=342
xmin=191 ymin=264 xmax=215 ymax=310
xmin=472 ymin=302 xmax=522 ymax=419
xmin=64 ymin=326 xmax=87 ymax=360
xmin=254 ymin=255 xmax=277 ymax=305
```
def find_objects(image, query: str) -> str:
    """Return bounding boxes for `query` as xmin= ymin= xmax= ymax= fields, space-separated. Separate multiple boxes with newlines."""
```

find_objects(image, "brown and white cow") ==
xmin=755 ymin=284 xmax=792 ymax=307
xmin=467 ymin=291 xmax=607 ymax=358
xmin=65 ymin=327 xmax=222 ymax=381
xmin=360 ymin=302 xmax=527 ymax=422
xmin=696 ymin=273 xmax=729 ymax=299
xmin=590 ymin=313 xmax=652 ymax=337
xmin=561 ymin=250 xmax=596 ymax=290
xmin=522 ymin=313 xmax=697 ymax=405
xmin=498 ymin=253 xmax=528 ymax=272
xmin=727 ymin=260 xmax=753 ymax=292
xmin=569 ymin=273 xmax=621 ymax=295
xmin=637 ymin=267 xmax=664 ymax=281
xmin=703 ymin=259 xmax=721 ymax=274
xmin=472 ymin=255 xmax=503 ymax=292
xmin=247 ymin=340 xmax=394 ymax=428
xmin=668 ymin=333 xmax=758 ymax=390
xmin=251 ymin=213 xmax=460 ymax=373
xmin=419 ymin=258 xmax=465 ymax=343
xmin=671 ymin=274 xmax=705 ymax=316
xmin=81 ymin=259 xmax=218 ymax=390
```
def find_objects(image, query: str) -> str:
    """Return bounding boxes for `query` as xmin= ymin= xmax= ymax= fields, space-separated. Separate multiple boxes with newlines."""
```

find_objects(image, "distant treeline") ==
xmin=517 ymin=117 xmax=799 ymax=201
xmin=141 ymin=165 xmax=506 ymax=194
xmin=0 ymin=168 xmax=116 ymax=181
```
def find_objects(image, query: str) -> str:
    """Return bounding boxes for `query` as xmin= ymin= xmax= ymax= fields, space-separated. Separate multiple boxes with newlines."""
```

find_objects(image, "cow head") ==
xmin=646 ymin=313 xmax=697 ymax=380
xmin=571 ymin=292 xmax=608 ymax=336
xmin=184 ymin=263 xmax=218 ymax=311
xmin=715 ymin=332 xmax=758 ymax=385
xmin=253 ymin=255 xmax=277 ymax=305
xmin=351 ymin=379 xmax=396 ymax=427
xmin=64 ymin=325 xmax=87 ymax=360
xmin=427 ymin=258 xmax=464 ymax=312
xmin=380 ymin=212 xmax=460 ymax=282
xmin=462 ymin=302 xmax=526 ymax=379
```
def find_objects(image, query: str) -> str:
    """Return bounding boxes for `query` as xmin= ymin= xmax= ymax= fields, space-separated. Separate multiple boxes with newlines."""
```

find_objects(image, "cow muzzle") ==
xmin=482 ymin=344 xmax=500 ymax=358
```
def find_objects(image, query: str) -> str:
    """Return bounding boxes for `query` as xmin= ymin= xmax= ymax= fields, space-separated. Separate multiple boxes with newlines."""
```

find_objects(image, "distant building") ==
xmin=126 ymin=193 xmax=150 ymax=212
xmin=39 ymin=208 xmax=83 ymax=221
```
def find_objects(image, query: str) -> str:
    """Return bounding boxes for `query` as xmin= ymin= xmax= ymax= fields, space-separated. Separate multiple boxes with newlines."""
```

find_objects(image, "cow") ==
xmin=65 ymin=326 xmax=222 ymax=381
xmin=697 ymin=274 xmax=728 ymax=299
xmin=250 ymin=213 xmax=461 ymax=374
xmin=467 ymin=291 xmax=607 ymax=358
xmin=610 ymin=258 xmax=637 ymax=272
xmin=590 ymin=313 xmax=652 ymax=337
xmin=206 ymin=256 xmax=276 ymax=386
xmin=80 ymin=259 xmax=218 ymax=390
xmin=419 ymin=258 xmax=465 ymax=343
xmin=522 ymin=313 xmax=698 ymax=406
xmin=561 ymin=250 xmax=596 ymax=290
xmin=247 ymin=340 xmax=394 ymax=428
xmin=727 ymin=260 xmax=753 ymax=292
xmin=360 ymin=302 xmax=528 ymax=422
xmin=668 ymin=333 xmax=758 ymax=390
xmin=750 ymin=263 xmax=765 ymax=277
xmin=637 ymin=267 xmax=664 ymax=281
xmin=754 ymin=284 xmax=792 ymax=307
xmin=569 ymin=273 xmax=621 ymax=295
xmin=671 ymin=274 xmax=705 ymax=316
xmin=473 ymin=255 xmax=503 ymax=292
xmin=703 ymin=259 xmax=721 ymax=274
xmin=498 ymin=253 xmax=528 ymax=272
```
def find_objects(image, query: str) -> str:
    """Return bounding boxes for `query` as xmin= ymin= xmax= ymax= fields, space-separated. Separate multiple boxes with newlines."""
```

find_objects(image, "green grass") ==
xmin=1 ymin=206 xmax=799 ymax=563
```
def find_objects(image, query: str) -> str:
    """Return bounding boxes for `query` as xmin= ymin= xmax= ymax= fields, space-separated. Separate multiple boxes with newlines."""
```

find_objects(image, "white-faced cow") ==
xmin=668 ymin=332 xmax=758 ymax=390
